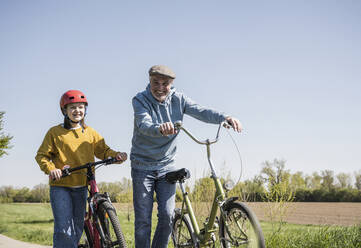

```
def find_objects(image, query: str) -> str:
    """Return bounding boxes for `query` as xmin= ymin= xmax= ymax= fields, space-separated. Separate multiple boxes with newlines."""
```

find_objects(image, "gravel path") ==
xmin=0 ymin=234 xmax=52 ymax=248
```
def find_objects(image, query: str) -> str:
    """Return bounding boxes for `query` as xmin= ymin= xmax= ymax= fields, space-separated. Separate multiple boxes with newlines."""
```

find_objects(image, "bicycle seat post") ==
xmin=179 ymin=181 xmax=186 ymax=195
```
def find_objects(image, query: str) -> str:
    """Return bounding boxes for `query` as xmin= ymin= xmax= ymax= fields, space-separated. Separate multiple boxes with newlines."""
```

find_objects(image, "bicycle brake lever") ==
xmin=62 ymin=168 xmax=70 ymax=177
xmin=223 ymin=120 xmax=232 ymax=129
xmin=174 ymin=121 xmax=182 ymax=130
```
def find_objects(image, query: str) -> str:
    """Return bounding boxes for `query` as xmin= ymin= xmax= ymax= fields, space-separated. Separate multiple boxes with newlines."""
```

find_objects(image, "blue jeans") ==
xmin=132 ymin=166 xmax=176 ymax=248
xmin=50 ymin=186 xmax=88 ymax=248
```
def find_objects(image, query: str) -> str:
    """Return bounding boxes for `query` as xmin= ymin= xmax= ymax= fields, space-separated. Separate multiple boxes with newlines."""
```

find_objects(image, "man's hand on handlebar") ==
xmin=225 ymin=116 xmax=242 ymax=133
xmin=159 ymin=122 xmax=178 ymax=136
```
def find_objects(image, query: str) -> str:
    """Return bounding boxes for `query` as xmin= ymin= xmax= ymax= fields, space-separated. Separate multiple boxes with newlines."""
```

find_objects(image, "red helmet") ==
xmin=60 ymin=90 xmax=88 ymax=111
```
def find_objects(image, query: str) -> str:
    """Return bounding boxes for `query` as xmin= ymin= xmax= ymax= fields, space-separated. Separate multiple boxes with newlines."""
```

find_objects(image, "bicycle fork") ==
xmin=87 ymin=195 xmax=109 ymax=248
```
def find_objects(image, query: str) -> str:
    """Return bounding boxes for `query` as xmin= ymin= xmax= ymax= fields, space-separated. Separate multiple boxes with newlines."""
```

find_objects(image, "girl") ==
xmin=35 ymin=90 xmax=127 ymax=248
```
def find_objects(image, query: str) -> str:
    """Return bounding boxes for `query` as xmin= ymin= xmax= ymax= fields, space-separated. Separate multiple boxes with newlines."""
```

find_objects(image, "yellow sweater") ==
xmin=35 ymin=124 xmax=118 ymax=187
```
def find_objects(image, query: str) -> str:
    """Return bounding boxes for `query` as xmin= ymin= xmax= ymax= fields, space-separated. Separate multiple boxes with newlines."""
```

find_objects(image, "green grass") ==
xmin=0 ymin=203 xmax=360 ymax=247
xmin=0 ymin=203 xmax=53 ymax=244
xmin=264 ymin=223 xmax=361 ymax=248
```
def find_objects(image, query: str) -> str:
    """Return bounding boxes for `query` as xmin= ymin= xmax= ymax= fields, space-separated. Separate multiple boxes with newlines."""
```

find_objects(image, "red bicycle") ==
xmin=60 ymin=157 xmax=127 ymax=248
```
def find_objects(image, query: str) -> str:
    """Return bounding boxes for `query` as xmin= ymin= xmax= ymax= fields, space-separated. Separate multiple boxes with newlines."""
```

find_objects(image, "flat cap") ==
xmin=148 ymin=65 xmax=176 ymax=79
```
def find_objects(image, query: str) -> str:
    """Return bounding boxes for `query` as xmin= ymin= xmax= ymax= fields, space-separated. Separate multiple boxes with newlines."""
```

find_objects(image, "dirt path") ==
xmin=0 ymin=234 xmax=51 ymax=248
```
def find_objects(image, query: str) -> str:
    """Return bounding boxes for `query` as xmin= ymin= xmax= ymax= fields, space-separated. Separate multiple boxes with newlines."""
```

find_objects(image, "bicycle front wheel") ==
xmin=172 ymin=209 xmax=198 ymax=248
xmin=97 ymin=201 xmax=127 ymax=248
xmin=219 ymin=202 xmax=265 ymax=248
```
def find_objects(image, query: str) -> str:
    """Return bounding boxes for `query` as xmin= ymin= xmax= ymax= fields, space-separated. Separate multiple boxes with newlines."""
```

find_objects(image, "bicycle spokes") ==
xmin=173 ymin=216 xmax=196 ymax=248
xmin=223 ymin=209 xmax=258 ymax=247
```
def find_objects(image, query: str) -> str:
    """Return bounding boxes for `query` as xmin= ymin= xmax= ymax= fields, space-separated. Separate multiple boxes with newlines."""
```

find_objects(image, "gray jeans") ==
xmin=131 ymin=166 xmax=176 ymax=248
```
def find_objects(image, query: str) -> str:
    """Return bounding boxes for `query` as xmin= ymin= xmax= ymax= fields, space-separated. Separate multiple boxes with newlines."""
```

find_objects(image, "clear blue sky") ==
xmin=1 ymin=1 xmax=360 ymax=188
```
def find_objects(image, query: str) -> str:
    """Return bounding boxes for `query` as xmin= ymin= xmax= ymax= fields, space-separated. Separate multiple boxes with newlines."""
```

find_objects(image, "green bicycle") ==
xmin=166 ymin=121 xmax=265 ymax=248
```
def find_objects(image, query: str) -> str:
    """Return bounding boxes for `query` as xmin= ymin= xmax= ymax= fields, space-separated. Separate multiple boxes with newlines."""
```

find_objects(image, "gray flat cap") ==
xmin=149 ymin=65 xmax=176 ymax=79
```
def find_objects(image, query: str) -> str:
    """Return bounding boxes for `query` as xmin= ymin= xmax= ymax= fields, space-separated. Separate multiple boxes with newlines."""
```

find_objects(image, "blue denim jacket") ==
xmin=130 ymin=84 xmax=228 ymax=170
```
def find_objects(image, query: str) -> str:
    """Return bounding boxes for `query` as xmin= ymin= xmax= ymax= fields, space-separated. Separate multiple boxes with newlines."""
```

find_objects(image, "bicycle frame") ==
xmin=175 ymin=121 xmax=230 ymax=246
xmin=84 ymin=165 xmax=105 ymax=248
xmin=62 ymin=158 xmax=117 ymax=248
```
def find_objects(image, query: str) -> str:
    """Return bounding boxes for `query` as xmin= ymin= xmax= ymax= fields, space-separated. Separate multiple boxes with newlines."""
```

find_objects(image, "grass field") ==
xmin=0 ymin=203 xmax=360 ymax=247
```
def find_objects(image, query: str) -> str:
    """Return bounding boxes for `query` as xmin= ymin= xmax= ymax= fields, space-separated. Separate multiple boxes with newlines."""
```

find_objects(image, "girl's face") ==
xmin=65 ymin=102 xmax=86 ymax=123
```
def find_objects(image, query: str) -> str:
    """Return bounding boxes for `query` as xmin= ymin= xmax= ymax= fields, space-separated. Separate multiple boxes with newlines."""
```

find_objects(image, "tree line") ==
xmin=226 ymin=159 xmax=361 ymax=202
xmin=180 ymin=159 xmax=361 ymax=203
xmin=0 ymin=179 xmax=133 ymax=203
xmin=1 ymin=159 xmax=360 ymax=203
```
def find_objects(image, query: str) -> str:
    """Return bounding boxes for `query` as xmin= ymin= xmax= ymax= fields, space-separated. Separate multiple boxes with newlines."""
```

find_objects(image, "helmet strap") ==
xmin=65 ymin=114 xmax=80 ymax=124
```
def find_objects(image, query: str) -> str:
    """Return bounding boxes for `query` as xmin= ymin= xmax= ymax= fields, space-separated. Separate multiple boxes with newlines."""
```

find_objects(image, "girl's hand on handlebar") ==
xmin=225 ymin=116 xmax=242 ymax=133
xmin=49 ymin=165 xmax=70 ymax=181
xmin=159 ymin=122 xmax=178 ymax=136
xmin=49 ymin=169 xmax=62 ymax=181
xmin=115 ymin=152 xmax=128 ymax=162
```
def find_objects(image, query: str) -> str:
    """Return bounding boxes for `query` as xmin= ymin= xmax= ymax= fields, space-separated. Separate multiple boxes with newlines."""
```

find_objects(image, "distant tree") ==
xmin=290 ymin=171 xmax=306 ymax=191
xmin=29 ymin=183 xmax=50 ymax=202
xmin=321 ymin=170 xmax=335 ymax=191
xmin=355 ymin=170 xmax=361 ymax=190
xmin=98 ymin=182 xmax=119 ymax=202
xmin=307 ymin=172 xmax=322 ymax=189
xmin=0 ymin=111 xmax=13 ymax=157
xmin=116 ymin=178 xmax=133 ymax=203
xmin=120 ymin=177 xmax=132 ymax=191
xmin=260 ymin=159 xmax=293 ymax=202
xmin=13 ymin=187 xmax=30 ymax=202
xmin=261 ymin=159 xmax=291 ymax=189
xmin=192 ymin=177 xmax=214 ymax=202
xmin=0 ymin=186 xmax=16 ymax=203
xmin=236 ymin=176 xmax=265 ymax=202
xmin=260 ymin=159 xmax=293 ymax=236
xmin=336 ymin=172 xmax=352 ymax=189
xmin=97 ymin=178 xmax=133 ymax=202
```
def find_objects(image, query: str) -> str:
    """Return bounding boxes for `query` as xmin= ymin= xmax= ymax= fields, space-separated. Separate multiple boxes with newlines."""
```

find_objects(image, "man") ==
xmin=130 ymin=65 xmax=242 ymax=248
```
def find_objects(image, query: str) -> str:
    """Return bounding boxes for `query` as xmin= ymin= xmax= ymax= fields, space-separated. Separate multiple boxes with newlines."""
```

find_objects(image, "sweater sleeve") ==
xmin=92 ymin=129 xmax=118 ymax=160
xmin=35 ymin=129 xmax=57 ymax=174
xmin=132 ymin=97 xmax=162 ymax=137
xmin=183 ymin=94 xmax=228 ymax=124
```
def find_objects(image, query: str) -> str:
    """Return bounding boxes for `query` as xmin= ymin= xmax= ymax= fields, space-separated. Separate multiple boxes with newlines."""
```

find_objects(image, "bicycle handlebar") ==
xmin=59 ymin=157 xmax=119 ymax=179
xmin=174 ymin=120 xmax=230 ymax=145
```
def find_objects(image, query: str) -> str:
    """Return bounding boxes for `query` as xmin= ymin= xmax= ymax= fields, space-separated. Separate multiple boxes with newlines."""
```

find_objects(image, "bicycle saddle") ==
xmin=165 ymin=168 xmax=191 ymax=183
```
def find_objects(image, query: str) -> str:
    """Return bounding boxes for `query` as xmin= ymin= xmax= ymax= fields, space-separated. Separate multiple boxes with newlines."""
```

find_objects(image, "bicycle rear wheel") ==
xmin=219 ymin=201 xmax=265 ymax=248
xmin=97 ymin=201 xmax=127 ymax=248
xmin=172 ymin=209 xmax=198 ymax=248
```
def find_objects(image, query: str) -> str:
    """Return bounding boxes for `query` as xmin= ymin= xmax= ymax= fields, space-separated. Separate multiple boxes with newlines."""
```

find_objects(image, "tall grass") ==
xmin=266 ymin=224 xmax=361 ymax=248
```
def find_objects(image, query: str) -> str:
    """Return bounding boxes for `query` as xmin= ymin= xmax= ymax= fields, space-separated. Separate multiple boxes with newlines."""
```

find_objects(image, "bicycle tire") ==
xmin=172 ymin=209 xmax=198 ymax=248
xmin=97 ymin=201 xmax=127 ymax=248
xmin=219 ymin=201 xmax=265 ymax=248
xmin=78 ymin=223 xmax=93 ymax=248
